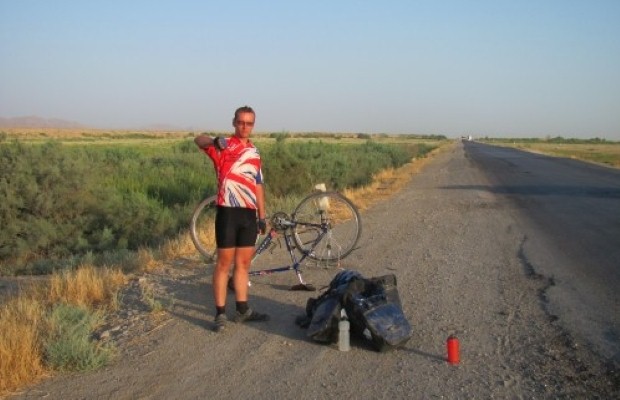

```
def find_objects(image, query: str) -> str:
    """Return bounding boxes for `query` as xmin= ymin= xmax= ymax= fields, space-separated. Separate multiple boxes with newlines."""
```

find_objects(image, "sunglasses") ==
xmin=235 ymin=120 xmax=255 ymax=127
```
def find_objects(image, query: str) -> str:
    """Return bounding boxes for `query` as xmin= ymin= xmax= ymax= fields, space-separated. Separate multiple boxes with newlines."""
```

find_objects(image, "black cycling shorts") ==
xmin=215 ymin=206 xmax=258 ymax=248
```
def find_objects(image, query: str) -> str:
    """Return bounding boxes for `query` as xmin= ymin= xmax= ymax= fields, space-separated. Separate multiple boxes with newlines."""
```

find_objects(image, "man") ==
xmin=194 ymin=105 xmax=269 ymax=332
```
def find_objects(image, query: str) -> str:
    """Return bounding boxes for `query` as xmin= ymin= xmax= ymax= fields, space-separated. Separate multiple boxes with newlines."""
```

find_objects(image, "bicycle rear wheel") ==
xmin=190 ymin=195 xmax=218 ymax=263
xmin=292 ymin=191 xmax=361 ymax=262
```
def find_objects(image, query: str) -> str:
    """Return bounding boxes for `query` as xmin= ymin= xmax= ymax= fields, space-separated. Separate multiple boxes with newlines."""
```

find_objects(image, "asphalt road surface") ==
xmin=462 ymin=140 xmax=620 ymax=363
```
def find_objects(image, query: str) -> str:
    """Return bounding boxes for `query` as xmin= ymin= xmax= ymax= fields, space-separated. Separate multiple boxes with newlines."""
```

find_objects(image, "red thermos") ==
xmin=447 ymin=335 xmax=460 ymax=365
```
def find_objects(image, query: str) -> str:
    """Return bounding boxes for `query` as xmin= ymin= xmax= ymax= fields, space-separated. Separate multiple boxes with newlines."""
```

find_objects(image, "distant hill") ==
xmin=0 ymin=116 xmax=87 ymax=129
xmin=0 ymin=116 xmax=196 ymax=131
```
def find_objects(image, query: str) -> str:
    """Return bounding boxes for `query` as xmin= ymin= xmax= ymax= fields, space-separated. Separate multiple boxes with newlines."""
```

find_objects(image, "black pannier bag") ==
xmin=298 ymin=270 xmax=412 ymax=352
xmin=301 ymin=270 xmax=362 ymax=343
xmin=343 ymin=274 xmax=412 ymax=352
xmin=305 ymin=292 xmax=342 ymax=342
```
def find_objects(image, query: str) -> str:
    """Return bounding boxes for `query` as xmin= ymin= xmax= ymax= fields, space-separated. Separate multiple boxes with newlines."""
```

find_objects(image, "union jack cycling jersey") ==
xmin=204 ymin=135 xmax=263 ymax=209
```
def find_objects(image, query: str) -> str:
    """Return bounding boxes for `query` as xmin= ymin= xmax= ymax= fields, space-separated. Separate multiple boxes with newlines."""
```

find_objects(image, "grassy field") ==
xmin=481 ymin=139 xmax=620 ymax=168
xmin=517 ymin=143 xmax=620 ymax=168
xmin=1 ymin=130 xmax=443 ymax=275
xmin=0 ymin=265 xmax=127 ymax=395
xmin=0 ymin=127 xmax=446 ymax=145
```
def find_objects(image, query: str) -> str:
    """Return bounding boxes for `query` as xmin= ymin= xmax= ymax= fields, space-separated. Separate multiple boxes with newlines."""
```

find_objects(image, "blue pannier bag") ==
xmin=305 ymin=293 xmax=341 ymax=342
xmin=298 ymin=270 xmax=412 ymax=351
xmin=302 ymin=270 xmax=363 ymax=342
xmin=343 ymin=274 xmax=412 ymax=352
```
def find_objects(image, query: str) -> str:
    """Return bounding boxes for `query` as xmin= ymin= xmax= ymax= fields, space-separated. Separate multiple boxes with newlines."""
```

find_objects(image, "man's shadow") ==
xmin=155 ymin=269 xmax=311 ymax=342
xmin=155 ymin=269 xmax=446 ymax=360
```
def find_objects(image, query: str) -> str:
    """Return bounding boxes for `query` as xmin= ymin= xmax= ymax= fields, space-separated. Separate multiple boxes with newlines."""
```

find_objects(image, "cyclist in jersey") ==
xmin=194 ymin=105 xmax=269 ymax=332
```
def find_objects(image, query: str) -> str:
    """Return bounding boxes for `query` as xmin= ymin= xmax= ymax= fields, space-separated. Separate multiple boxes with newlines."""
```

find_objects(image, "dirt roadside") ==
xmin=8 ymin=141 xmax=619 ymax=399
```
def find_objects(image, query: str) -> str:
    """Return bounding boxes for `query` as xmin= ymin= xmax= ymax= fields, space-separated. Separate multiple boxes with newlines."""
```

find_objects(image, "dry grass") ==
xmin=344 ymin=144 xmax=449 ymax=211
xmin=2 ymin=127 xmax=192 ymax=140
xmin=134 ymin=247 xmax=161 ymax=272
xmin=496 ymin=142 xmax=620 ymax=168
xmin=0 ymin=265 xmax=127 ymax=396
xmin=46 ymin=265 xmax=127 ymax=309
xmin=4 ymin=127 xmax=445 ymax=148
xmin=0 ymin=296 xmax=46 ymax=394
xmin=158 ymin=232 xmax=201 ymax=262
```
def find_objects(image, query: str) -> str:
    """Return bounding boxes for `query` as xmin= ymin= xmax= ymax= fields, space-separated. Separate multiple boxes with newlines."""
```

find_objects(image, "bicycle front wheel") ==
xmin=190 ymin=195 xmax=218 ymax=263
xmin=292 ymin=191 xmax=361 ymax=262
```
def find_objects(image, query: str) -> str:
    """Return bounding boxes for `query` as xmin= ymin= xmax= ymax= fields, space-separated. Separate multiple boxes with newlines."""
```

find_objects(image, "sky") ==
xmin=1 ymin=1 xmax=619 ymax=139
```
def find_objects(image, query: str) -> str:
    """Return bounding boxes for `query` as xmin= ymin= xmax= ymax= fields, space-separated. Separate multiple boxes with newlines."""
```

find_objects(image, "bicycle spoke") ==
xmin=190 ymin=196 xmax=218 ymax=269
xmin=292 ymin=191 xmax=361 ymax=262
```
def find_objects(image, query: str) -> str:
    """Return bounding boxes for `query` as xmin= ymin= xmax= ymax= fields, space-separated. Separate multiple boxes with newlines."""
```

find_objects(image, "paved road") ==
xmin=462 ymin=141 xmax=620 ymax=362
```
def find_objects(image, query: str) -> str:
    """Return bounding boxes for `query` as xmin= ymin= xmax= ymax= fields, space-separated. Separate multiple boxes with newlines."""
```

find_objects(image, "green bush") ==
xmin=0 ymin=138 xmax=435 ymax=273
xmin=261 ymin=140 xmax=428 ymax=196
xmin=44 ymin=304 xmax=113 ymax=371
xmin=0 ymin=141 xmax=103 ymax=260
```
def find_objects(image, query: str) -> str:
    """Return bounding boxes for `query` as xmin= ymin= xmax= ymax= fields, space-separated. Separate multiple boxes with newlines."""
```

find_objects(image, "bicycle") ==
xmin=190 ymin=190 xmax=362 ymax=291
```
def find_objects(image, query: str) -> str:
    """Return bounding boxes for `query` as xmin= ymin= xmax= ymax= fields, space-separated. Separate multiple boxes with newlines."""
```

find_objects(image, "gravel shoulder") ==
xmin=9 ymin=141 xmax=619 ymax=399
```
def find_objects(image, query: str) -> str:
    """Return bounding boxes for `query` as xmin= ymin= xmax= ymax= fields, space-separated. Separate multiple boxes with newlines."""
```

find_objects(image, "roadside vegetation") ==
xmin=0 ymin=129 xmax=447 ymax=395
xmin=0 ymin=265 xmax=126 ymax=394
xmin=0 ymin=132 xmax=442 ymax=276
xmin=480 ymin=136 xmax=620 ymax=168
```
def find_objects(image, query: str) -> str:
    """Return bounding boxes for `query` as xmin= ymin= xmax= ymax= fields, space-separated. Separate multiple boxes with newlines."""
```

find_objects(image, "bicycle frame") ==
xmin=191 ymin=191 xmax=361 ymax=291
xmin=247 ymin=217 xmax=334 ymax=291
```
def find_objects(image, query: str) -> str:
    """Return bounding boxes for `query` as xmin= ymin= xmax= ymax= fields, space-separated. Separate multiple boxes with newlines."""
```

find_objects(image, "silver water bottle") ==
xmin=338 ymin=309 xmax=350 ymax=351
